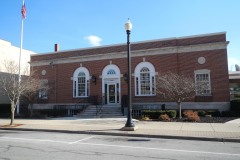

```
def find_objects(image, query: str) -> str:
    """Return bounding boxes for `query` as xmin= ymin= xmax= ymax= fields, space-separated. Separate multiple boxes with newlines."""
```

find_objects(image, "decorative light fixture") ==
xmin=123 ymin=73 xmax=128 ymax=82
xmin=91 ymin=75 xmax=97 ymax=85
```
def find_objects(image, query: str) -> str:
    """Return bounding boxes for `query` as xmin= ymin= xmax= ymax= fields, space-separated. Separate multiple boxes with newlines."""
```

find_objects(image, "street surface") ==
xmin=0 ymin=130 xmax=239 ymax=160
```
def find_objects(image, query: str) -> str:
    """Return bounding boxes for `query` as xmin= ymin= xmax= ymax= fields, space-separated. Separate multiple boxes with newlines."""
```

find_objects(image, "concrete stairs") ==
xmin=74 ymin=105 xmax=99 ymax=118
xmin=75 ymin=104 xmax=124 ymax=118
xmin=100 ymin=105 xmax=124 ymax=118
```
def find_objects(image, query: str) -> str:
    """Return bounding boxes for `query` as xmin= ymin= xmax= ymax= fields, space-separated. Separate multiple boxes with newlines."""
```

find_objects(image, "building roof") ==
xmin=229 ymin=71 xmax=240 ymax=80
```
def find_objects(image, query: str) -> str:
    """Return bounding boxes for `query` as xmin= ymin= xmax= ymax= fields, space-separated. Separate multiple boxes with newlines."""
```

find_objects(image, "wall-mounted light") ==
xmin=123 ymin=73 xmax=128 ymax=83
xmin=91 ymin=75 xmax=97 ymax=85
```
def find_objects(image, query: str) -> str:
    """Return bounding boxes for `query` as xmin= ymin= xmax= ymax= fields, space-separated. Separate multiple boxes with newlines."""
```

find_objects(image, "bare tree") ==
xmin=0 ymin=60 xmax=47 ymax=125
xmin=0 ymin=60 xmax=25 ymax=125
xmin=156 ymin=72 xmax=196 ymax=119
xmin=23 ymin=73 xmax=49 ymax=117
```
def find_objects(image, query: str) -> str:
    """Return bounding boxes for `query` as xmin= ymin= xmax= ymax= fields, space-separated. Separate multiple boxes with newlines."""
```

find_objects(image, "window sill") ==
xmin=39 ymin=98 xmax=48 ymax=100
xmin=135 ymin=95 xmax=156 ymax=97
xmin=73 ymin=96 xmax=89 ymax=98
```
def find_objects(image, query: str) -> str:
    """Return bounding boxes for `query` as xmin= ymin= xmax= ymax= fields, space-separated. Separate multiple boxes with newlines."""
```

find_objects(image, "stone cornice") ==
xmin=30 ymin=41 xmax=228 ymax=67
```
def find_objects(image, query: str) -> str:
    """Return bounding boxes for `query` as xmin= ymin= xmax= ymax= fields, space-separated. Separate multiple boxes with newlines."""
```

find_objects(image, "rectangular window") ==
xmin=136 ymin=77 xmax=139 ymax=95
xmin=152 ymin=76 xmax=155 ymax=95
xmin=195 ymin=73 xmax=211 ymax=95
xmin=87 ymin=80 xmax=90 ymax=96
xmin=140 ymin=72 xmax=150 ymax=95
xmin=78 ymin=77 xmax=86 ymax=96
xmin=39 ymin=89 xmax=48 ymax=99
xmin=39 ymin=79 xmax=48 ymax=99
xmin=74 ymin=81 xmax=76 ymax=97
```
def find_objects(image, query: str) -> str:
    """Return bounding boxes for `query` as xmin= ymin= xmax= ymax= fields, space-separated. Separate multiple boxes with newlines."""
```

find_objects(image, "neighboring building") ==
xmin=0 ymin=39 xmax=36 ymax=74
xmin=229 ymin=71 xmax=240 ymax=100
xmin=0 ymin=39 xmax=36 ymax=105
xmin=30 ymin=32 xmax=230 ymax=114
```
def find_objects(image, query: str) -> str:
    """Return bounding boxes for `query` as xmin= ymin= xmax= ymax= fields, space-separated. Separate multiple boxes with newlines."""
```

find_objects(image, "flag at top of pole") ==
xmin=21 ymin=1 xmax=26 ymax=19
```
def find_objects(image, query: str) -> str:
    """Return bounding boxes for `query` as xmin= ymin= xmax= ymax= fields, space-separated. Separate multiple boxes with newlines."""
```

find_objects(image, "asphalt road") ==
xmin=0 ymin=130 xmax=239 ymax=160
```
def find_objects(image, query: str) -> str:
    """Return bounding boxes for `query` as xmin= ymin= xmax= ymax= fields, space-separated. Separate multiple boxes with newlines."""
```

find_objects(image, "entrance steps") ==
xmin=74 ymin=104 xmax=124 ymax=118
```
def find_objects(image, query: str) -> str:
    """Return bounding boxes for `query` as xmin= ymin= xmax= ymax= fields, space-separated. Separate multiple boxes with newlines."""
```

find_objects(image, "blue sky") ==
xmin=0 ymin=0 xmax=239 ymax=70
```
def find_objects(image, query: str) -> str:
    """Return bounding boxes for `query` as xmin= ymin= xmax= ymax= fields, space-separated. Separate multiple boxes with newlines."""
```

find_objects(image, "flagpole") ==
xmin=17 ymin=0 xmax=25 ymax=114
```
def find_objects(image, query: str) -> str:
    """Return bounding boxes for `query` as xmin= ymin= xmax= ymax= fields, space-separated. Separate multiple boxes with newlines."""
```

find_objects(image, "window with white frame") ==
xmin=73 ymin=67 xmax=90 ymax=97
xmin=39 ymin=89 xmax=48 ymax=99
xmin=194 ymin=69 xmax=211 ymax=96
xmin=135 ymin=62 xmax=156 ymax=96
xmin=38 ymin=79 xmax=48 ymax=99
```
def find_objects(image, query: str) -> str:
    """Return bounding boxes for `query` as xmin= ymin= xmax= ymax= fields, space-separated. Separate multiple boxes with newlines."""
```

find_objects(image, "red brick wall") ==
xmin=33 ymin=49 xmax=229 ymax=104
xmin=31 ymin=33 xmax=229 ymax=104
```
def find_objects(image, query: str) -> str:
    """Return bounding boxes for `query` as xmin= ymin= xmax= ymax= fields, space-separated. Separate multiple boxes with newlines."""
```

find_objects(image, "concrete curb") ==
xmin=1 ymin=128 xmax=240 ymax=143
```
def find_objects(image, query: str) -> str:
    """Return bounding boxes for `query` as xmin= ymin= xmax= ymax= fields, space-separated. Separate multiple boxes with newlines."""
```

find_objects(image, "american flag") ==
xmin=21 ymin=2 xmax=26 ymax=19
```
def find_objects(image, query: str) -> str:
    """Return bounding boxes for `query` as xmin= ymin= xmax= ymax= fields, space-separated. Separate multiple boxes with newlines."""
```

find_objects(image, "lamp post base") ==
xmin=121 ymin=125 xmax=138 ymax=131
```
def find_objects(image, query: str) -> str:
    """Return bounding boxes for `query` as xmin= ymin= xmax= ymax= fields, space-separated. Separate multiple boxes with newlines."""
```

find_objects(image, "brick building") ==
xmin=30 ymin=32 xmax=230 ymax=115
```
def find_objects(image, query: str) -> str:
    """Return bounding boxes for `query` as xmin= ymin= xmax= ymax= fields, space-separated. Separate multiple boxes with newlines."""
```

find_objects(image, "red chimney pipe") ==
xmin=54 ymin=44 xmax=59 ymax=52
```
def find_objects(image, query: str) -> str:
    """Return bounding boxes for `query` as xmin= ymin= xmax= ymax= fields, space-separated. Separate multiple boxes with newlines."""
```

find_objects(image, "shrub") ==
xmin=205 ymin=114 xmax=212 ymax=117
xmin=159 ymin=114 xmax=170 ymax=121
xmin=141 ymin=115 xmax=150 ymax=121
xmin=183 ymin=110 xmax=200 ymax=122
xmin=166 ymin=110 xmax=177 ymax=118
xmin=197 ymin=110 xmax=206 ymax=117
xmin=206 ymin=110 xmax=221 ymax=117
xmin=142 ymin=110 xmax=166 ymax=119
xmin=141 ymin=110 xmax=177 ymax=120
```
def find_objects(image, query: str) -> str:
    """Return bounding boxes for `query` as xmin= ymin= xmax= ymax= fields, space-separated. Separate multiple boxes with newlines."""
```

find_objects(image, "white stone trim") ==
xmin=194 ymin=69 xmax=211 ymax=74
xmin=72 ymin=67 xmax=90 ymax=98
xmin=134 ymin=62 xmax=156 ymax=96
xmin=194 ymin=69 xmax=211 ymax=95
xmin=31 ymin=32 xmax=226 ymax=57
xmin=30 ymin=42 xmax=229 ymax=67
xmin=101 ymin=64 xmax=121 ymax=97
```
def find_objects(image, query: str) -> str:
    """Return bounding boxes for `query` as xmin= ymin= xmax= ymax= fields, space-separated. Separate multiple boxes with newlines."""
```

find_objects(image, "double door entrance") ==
xmin=104 ymin=83 xmax=120 ymax=104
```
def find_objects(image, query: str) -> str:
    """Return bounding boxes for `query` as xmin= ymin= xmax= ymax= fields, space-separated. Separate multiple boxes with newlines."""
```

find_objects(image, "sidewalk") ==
xmin=1 ymin=118 xmax=240 ymax=143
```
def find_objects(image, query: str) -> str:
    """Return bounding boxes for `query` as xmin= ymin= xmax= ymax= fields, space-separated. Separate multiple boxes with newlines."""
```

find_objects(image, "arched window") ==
xmin=73 ymin=67 xmax=90 ymax=97
xmin=107 ymin=69 xmax=116 ymax=75
xmin=134 ymin=62 xmax=156 ymax=96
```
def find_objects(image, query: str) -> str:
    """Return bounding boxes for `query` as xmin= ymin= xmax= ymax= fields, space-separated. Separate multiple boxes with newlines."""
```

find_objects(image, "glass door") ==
xmin=108 ymin=84 xmax=116 ymax=104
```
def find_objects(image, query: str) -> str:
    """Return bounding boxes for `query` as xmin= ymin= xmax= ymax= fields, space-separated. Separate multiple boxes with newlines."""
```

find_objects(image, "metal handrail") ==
xmin=96 ymin=96 xmax=105 ymax=116
xmin=96 ymin=105 xmax=102 ymax=116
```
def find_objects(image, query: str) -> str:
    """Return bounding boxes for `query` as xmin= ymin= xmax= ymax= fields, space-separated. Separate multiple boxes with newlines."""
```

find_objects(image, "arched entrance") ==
xmin=102 ymin=64 xmax=121 ymax=104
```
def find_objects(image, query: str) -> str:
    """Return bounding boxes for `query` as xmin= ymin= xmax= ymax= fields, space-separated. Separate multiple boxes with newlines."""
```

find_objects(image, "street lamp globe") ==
xmin=125 ymin=19 xmax=132 ymax=31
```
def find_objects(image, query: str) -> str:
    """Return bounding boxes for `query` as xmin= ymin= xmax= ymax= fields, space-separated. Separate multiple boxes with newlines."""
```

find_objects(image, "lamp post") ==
xmin=124 ymin=19 xmax=135 ymax=128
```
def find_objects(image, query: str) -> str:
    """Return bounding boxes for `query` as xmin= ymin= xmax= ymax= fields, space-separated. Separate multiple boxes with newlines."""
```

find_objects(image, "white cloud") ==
xmin=84 ymin=35 xmax=102 ymax=46
xmin=228 ymin=57 xmax=240 ymax=71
